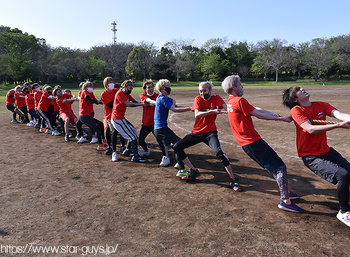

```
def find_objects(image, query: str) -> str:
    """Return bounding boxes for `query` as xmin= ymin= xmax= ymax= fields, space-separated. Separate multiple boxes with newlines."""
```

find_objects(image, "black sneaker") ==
xmin=230 ymin=178 xmax=242 ymax=192
xmin=65 ymin=135 xmax=70 ymax=142
xmin=120 ymin=146 xmax=126 ymax=154
xmin=105 ymin=147 xmax=113 ymax=155
xmin=131 ymin=155 xmax=147 ymax=163
xmin=182 ymin=168 xmax=201 ymax=180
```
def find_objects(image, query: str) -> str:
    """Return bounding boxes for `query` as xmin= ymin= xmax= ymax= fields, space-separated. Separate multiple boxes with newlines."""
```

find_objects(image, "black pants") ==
xmin=79 ymin=115 xmax=104 ymax=144
xmin=139 ymin=124 xmax=167 ymax=156
xmin=38 ymin=109 xmax=55 ymax=131
xmin=7 ymin=105 xmax=17 ymax=120
xmin=28 ymin=108 xmax=39 ymax=120
xmin=18 ymin=106 xmax=29 ymax=122
xmin=303 ymin=148 xmax=350 ymax=212
xmin=173 ymin=131 xmax=230 ymax=167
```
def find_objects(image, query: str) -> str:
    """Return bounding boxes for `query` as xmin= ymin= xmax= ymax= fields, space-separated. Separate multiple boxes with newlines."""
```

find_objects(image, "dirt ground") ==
xmin=1 ymin=85 xmax=350 ymax=256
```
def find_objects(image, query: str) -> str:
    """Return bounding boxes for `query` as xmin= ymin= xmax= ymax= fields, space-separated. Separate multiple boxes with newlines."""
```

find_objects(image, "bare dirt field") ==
xmin=1 ymin=85 xmax=350 ymax=256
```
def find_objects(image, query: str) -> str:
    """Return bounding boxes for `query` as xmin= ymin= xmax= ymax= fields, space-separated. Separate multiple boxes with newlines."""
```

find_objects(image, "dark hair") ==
xmin=53 ymin=88 xmax=62 ymax=97
xmin=32 ymin=83 xmax=40 ymax=90
xmin=282 ymin=86 xmax=300 ymax=109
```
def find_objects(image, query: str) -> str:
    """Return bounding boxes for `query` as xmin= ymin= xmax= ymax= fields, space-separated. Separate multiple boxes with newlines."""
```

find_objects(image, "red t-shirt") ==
xmin=38 ymin=91 xmax=53 ymax=112
xmin=79 ymin=90 xmax=97 ymax=116
xmin=101 ymin=89 xmax=118 ymax=120
xmin=25 ymin=93 xmax=35 ymax=110
xmin=227 ymin=95 xmax=261 ymax=147
xmin=6 ymin=90 xmax=15 ymax=106
xmin=34 ymin=91 xmax=43 ymax=110
xmin=14 ymin=92 xmax=26 ymax=108
xmin=140 ymin=92 xmax=159 ymax=126
xmin=111 ymin=90 xmax=135 ymax=120
xmin=56 ymin=93 xmax=74 ymax=114
xmin=191 ymin=95 xmax=225 ymax=134
xmin=291 ymin=101 xmax=335 ymax=157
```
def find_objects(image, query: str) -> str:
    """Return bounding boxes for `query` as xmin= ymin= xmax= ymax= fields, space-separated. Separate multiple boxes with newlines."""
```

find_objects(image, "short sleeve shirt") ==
xmin=191 ymin=95 xmax=225 ymax=134
xmin=56 ymin=93 xmax=73 ymax=114
xmin=227 ymin=95 xmax=261 ymax=147
xmin=111 ymin=90 xmax=135 ymax=120
xmin=290 ymin=101 xmax=335 ymax=157
xmin=154 ymin=94 xmax=174 ymax=130
xmin=101 ymin=88 xmax=118 ymax=120
xmin=140 ymin=92 xmax=159 ymax=126
xmin=79 ymin=90 xmax=97 ymax=116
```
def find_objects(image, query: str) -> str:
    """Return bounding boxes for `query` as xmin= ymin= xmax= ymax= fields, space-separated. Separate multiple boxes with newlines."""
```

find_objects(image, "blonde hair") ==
xmin=221 ymin=75 xmax=241 ymax=95
xmin=199 ymin=81 xmax=213 ymax=90
xmin=155 ymin=79 xmax=170 ymax=93
xmin=103 ymin=77 xmax=114 ymax=89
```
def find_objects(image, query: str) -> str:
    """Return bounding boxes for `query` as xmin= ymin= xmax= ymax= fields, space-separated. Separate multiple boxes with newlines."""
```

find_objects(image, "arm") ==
xmin=332 ymin=109 xmax=350 ymax=121
xmin=250 ymin=109 xmax=292 ymax=122
xmin=170 ymin=104 xmax=191 ymax=113
xmin=144 ymin=97 xmax=156 ymax=106
xmin=124 ymin=99 xmax=146 ymax=107
xmin=299 ymin=120 xmax=350 ymax=134
xmin=254 ymin=106 xmax=279 ymax=117
xmin=85 ymin=95 xmax=100 ymax=104
xmin=194 ymin=109 xmax=222 ymax=118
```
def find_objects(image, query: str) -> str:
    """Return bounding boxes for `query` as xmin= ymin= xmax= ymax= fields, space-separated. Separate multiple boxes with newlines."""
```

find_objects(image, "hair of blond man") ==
xmin=199 ymin=81 xmax=213 ymax=91
xmin=155 ymin=79 xmax=170 ymax=93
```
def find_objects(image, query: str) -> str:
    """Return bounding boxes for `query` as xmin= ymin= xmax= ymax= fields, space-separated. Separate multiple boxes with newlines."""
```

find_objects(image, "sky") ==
xmin=1 ymin=0 xmax=350 ymax=50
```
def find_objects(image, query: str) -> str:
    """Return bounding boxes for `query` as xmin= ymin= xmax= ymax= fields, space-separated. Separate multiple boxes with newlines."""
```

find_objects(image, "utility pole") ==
xmin=111 ymin=21 xmax=117 ymax=45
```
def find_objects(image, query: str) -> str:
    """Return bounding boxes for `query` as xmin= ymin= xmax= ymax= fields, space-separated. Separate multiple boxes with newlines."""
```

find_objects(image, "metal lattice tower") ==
xmin=111 ymin=21 xmax=117 ymax=45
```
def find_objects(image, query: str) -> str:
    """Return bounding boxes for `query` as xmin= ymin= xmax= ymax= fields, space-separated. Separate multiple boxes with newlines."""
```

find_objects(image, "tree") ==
xmin=331 ymin=35 xmax=350 ymax=78
xmin=125 ymin=42 xmax=158 ymax=80
xmin=305 ymin=38 xmax=333 ymax=82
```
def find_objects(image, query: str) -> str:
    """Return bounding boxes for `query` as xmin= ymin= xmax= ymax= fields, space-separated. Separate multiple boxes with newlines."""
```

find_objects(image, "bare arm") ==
xmin=250 ymin=109 xmax=292 ymax=122
xmin=300 ymin=119 xmax=350 ymax=134
xmin=254 ymin=106 xmax=279 ymax=117
xmin=170 ymin=104 xmax=191 ymax=113
xmin=124 ymin=99 xmax=146 ymax=107
xmin=332 ymin=109 xmax=350 ymax=121
xmin=144 ymin=98 xmax=156 ymax=106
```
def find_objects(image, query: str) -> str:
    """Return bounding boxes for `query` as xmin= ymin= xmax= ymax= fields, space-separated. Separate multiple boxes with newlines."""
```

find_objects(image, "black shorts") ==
xmin=242 ymin=138 xmax=284 ymax=173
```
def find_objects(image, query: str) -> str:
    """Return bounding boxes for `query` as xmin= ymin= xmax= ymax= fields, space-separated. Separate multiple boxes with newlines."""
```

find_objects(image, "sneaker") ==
xmin=105 ymin=147 xmax=113 ymax=155
xmin=160 ymin=156 xmax=171 ymax=167
xmin=27 ymin=121 xmax=34 ymax=127
xmin=11 ymin=120 xmax=19 ymax=124
xmin=77 ymin=137 xmax=87 ymax=144
xmin=45 ymin=129 xmax=52 ymax=134
xmin=39 ymin=128 xmax=47 ymax=133
xmin=68 ymin=131 xmax=73 ymax=138
xmin=131 ymin=155 xmax=147 ymax=163
xmin=289 ymin=191 xmax=300 ymax=200
xmin=230 ymin=178 xmax=242 ymax=192
xmin=122 ymin=149 xmax=133 ymax=157
xmin=65 ymin=135 xmax=70 ymax=142
xmin=336 ymin=210 xmax=350 ymax=227
xmin=278 ymin=201 xmax=304 ymax=213
xmin=112 ymin=152 xmax=118 ymax=162
xmin=176 ymin=170 xmax=189 ymax=178
xmin=120 ymin=146 xmax=126 ymax=154
xmin=52 ymin=130 xmax=61 ymax=136
xmin=97 ymin=145 xmax=108 ymax=151
xmin=90 ymin=137 xmax=98 ymax=144
xmin=182 ymin=168 xmax=201 ymax=180
xmin=173 ymin=162 xmax=190 ymax=172
xmin=83 ymin=132 xmax=88 ymax=137
xmin=138 ymin=148 xmax=150 ymax=157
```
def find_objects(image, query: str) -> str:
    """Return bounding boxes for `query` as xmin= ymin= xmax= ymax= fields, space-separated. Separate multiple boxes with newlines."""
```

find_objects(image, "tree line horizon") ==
xmin=1 ymin=25 xmax=350 ymax=85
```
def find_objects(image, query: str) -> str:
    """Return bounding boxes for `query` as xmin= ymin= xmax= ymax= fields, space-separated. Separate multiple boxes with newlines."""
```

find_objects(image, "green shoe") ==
xmin=174 ymin=163 xmax=190 ymax=172
xmin=176 ymin=170 xmax=189 ymax=178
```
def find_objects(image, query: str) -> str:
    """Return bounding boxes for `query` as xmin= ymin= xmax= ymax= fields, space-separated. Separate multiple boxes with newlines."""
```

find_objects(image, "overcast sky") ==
xmin=2 ymin=0 xmax=350 ymax=50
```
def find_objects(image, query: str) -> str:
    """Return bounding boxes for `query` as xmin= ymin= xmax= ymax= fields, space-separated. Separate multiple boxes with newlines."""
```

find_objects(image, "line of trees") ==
xmin=1 ymin=25 xmax=350 ymax=84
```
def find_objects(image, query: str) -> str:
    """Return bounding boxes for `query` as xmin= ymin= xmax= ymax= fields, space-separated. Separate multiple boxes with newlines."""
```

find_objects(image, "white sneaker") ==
xmin=112 ymin=152 xmax=118 ymax=162
xmin=138 ymin=148 xmax=150 ymax=157
xmin=90 ymin=137 xmax=98 ymax=144
xmin=77 ymin=137 xmax=87 ymax=144
xmin=45 ymin=129 xmax=52 ymax=134
xmin=337 ymin=210 xmax=350 ymax=227
xmin=27 ymin=121 xmax=34 ymax=127
xmin=160 ymin=156 xmax=170 ymax=167
xmin=83 ymin=131 xmax=88 ymax=137
xmin=52 ymin=130 xmax=61 ymax=136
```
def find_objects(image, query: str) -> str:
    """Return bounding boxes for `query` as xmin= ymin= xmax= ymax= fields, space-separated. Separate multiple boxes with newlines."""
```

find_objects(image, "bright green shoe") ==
xmin=176 ymin=170 xmax=189 ymax=178
xmin=174 ymin=163 xmax=190 ymax=172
